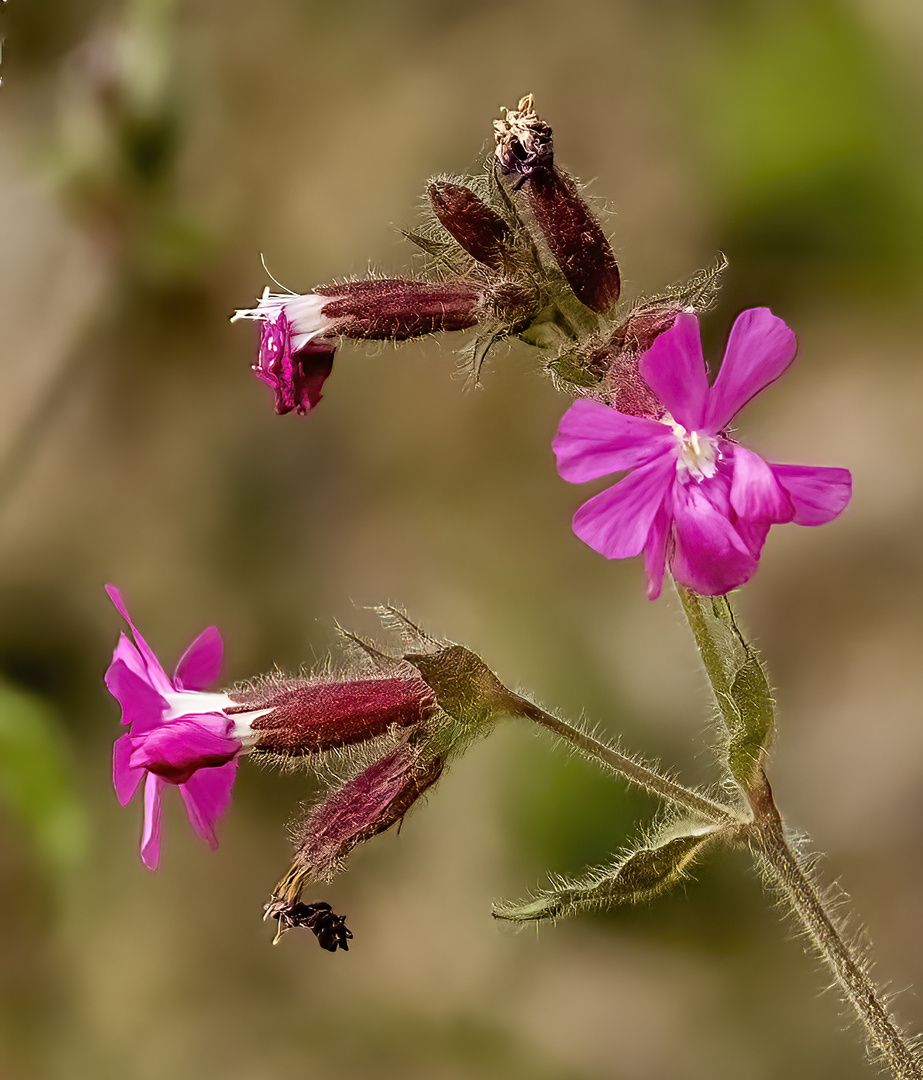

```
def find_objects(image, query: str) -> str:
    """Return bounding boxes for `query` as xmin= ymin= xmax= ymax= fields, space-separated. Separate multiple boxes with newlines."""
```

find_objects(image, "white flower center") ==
xmin=665 ymin=416 xmax=720 ymax=483
xmin=231 ymin=289 xmax=336 ymax=351
xmin=163 ymin=690 xmax=270 ymax=741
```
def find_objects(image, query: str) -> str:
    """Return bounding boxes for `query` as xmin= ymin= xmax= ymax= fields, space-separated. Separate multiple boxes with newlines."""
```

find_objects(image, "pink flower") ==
xmin=104 ymin=585 xmax=265 ymax=869
xmin=235 ymin=301 xmax=336 ymax=415
xmin=553 ymin=309 xmax=852 ymax=599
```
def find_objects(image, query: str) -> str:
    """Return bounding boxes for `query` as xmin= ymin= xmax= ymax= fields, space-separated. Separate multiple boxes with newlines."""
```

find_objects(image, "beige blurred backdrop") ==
xmin=2 ymin=1 xmax=923 ymax=1078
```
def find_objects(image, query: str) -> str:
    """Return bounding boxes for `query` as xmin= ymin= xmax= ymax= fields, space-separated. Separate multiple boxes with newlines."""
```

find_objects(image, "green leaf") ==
xmin=0 ymin=682 xmax=88 ymax=872
xmin=677 ymin=589 xmax=775 ymax=793
xmin=494 ymin=823 xmax=725 ymax=924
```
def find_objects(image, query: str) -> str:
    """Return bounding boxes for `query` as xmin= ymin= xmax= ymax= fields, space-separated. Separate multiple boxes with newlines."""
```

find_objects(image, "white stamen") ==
xmin=663 ymin=414 xmax=720 ymax=483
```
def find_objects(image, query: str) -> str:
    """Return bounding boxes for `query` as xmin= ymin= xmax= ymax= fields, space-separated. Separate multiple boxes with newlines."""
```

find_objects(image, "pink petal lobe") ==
xmin=704 ymin=308 xmax=797 ymax=432
xmin=729 ymin=446 xmax=796 ymax=523
xmin=670 ymin=484 xmax=759 ymax=595
xmin=643 ymin=503 xmax=672 ymax=600
xmin=554 ymin=400 xmax=675 ymax=482
xmin=638 ymin=314 xmax=709 ymax=430
xmin=173 ymin=627 xmax=224 ymax=691
xmin=770 ymin=464 xmax=853 ymax=525
xmin=141 ymin=772 xmax=164 ymax=870
xmin=105 ymin=658 xmax=167 ymax=733
xmin=130 ymin=717 xmax=239 ymax=782
xmin=113 ymin=734 xmax=143 ymax=806
xmin=572 ymin=454 xmax=676 ymax=559
xmin=180 ymin=761 xmax=238 ymax=850
xmin=105 ymin=585 xmax=172 ymax=694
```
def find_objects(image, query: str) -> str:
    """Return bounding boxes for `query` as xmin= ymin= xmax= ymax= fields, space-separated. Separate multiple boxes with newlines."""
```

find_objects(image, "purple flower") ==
xmin=553 ymin=309 xmax=852 ymax=599
xmin=104 ymin=585 xmax=265 ymax=869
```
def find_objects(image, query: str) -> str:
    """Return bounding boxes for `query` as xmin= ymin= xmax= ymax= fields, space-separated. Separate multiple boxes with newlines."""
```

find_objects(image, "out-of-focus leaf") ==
xmin=494 ymin=822 xmax=725 ymax=924
xmin=0 ymin=681 xmax=88 ymax=871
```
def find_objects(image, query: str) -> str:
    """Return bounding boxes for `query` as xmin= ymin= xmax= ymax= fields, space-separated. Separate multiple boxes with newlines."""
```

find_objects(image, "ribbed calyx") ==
xmin=230 ymin=672 xmax=437 ymax=756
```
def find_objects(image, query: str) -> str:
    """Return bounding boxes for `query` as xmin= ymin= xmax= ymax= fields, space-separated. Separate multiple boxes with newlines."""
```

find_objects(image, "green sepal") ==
xmin=494 ymin=823 xmax=725 ymax=924
xmin=405 ymin=644 xmax=516 ymax=734
xmin=678 ymin=589 xmax=775 ymax=794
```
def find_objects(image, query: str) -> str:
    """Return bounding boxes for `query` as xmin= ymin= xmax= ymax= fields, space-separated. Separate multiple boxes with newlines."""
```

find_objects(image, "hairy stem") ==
xmin=506 ymin=692 xmax=740 ymax=825
xmin=748 ymin=774 xmax=922 ymax=1080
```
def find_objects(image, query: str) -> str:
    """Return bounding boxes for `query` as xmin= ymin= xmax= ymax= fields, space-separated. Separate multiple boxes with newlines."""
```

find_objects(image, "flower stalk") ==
xmin=505 ymin=691 xmax=740 ymax=826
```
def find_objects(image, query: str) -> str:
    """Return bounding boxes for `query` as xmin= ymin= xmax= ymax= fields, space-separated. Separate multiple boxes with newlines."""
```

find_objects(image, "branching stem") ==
xmin=506 ymin=691 xmax=740 ymax=826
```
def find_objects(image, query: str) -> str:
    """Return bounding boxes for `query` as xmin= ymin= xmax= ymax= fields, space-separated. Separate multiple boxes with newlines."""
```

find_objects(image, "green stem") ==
xmin=506 ymin=691 xmax=740 ymax=826
xmin=748 ymin=773 xmax=922 ymax=1080
xmin=677 ymin=584 xmax=921 ymax=1078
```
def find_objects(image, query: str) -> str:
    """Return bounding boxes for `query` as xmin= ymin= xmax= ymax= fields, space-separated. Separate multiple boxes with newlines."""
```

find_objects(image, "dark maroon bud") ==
xmin=292 ymin=740 xmax=444 ymax=882
xmin=584 ymin=305 xmax=686 ymax=418
xmin=265 ymin=898 xmax=353 ymax=951
xmin=316 ymin=278 xmax=481 ymax=340
xmin=230 ymin=674 xmax=437 ymax=756
xmin=526 ymin=168 xmax=621 ymax=313
xmin=494 ymin=95 xmax=619 ymax=313
xmin=428 ymin=181 xmax=514 ymax=270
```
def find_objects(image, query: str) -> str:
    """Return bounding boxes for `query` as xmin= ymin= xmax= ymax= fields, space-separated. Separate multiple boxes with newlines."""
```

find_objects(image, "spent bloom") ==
xmin=553 ymin=309 xmax=852 ymax=598
xmin=105 ymin=585 xmax=263 ymax=869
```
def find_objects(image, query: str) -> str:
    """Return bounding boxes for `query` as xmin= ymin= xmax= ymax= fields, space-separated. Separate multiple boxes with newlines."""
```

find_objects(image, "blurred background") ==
xmin=2 ymin=0 xmax=923 ymax=1077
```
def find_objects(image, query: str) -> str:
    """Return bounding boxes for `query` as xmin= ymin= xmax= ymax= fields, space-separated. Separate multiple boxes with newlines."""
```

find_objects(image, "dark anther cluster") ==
xmin=266 ymin=898 xmax=354 ymax=952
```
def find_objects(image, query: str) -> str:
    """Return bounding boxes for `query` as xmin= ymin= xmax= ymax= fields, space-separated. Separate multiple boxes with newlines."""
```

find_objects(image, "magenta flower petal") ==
xmin=141 ymin=773 xmax=164 ymax=871
xmin=770 ymin=463 xmax=853 ymax=525
xmin=572 ymin=454 xmax=676 ymax=559
xmin=106 ymin=585 xmax=173 ymax=694
xmin=554 ymin=399 xmax=676 ymax=481
xmin=704 ymin=308 xmax=797 ymax=432
xmin=105 ymin=657 xmax=168 ymax=733
xmin=173 ymin=626 xmax=224 ymax=692
xmin=638 ymin=313 xmax=710 ymax=429
xmin=729 ymin=445 xmax=796 ymax=524
xmin=670 ymin=484 xmax=759 ymax=595
xmin=129 ymin=716 xmax=240 ymax=783
xmin=105 ymin=588 xmax=246 ymax=867
xmin=643 ymin=503 xmax=672 ymax=600
xmin=113 ymin=733 xmax=143 ymax=807
xmin=180 ymin=762 xmax=238 ymax=850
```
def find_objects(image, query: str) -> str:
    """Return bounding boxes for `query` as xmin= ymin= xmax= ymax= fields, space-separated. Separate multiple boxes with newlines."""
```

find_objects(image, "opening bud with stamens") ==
xmin=494 ymin=95 xmax=621 ymax=314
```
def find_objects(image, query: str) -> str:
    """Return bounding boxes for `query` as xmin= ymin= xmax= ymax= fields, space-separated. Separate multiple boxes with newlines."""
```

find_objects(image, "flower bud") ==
xmin=494 ymin=95 xmax=620 ymax=314
xmin=428 ymin=181 xmax=513 ymax=270
xmin=589 ymin=305 xmax=686 ymax=418
xmin=229 ymin=673 xmax=437 ymax=756
xmin=289 ymin=737 xmax=444 ymax=884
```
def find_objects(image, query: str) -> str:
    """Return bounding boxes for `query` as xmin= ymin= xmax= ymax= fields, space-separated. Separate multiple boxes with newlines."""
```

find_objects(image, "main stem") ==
xmin=749 ymin=773 xmax=921 ymax=1080
xmin=507 ymin=691 xmax=739 ymax=826
xmin=678 ymin=585 xmax=921 ymax=1079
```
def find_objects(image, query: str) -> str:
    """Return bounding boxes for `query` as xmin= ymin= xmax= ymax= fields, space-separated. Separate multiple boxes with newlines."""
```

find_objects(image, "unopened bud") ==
xmin=494 ymin=95 xmax=620 ymax=314
xmin=428 ymin=181 xmax=514 ymax=270
xmin=589 ymin=305 xmax=686 ymax=418
xmin=230 ymin=673 xmax=437 ymax=756
xmin=291 ymin=738 xmax=444 ymax=883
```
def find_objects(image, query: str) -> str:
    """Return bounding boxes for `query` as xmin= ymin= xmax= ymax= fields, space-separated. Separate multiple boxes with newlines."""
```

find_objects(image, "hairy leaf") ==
xmin=494 ymin=824 xmax=724 ymax=923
